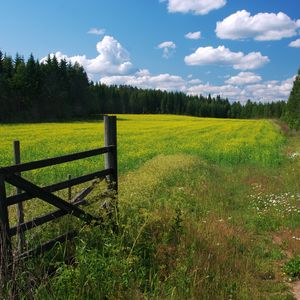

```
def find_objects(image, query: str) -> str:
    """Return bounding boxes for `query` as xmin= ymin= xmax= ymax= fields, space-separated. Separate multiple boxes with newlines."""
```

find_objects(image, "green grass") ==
xmin=1 ymin=115 xmax=299 ymax=299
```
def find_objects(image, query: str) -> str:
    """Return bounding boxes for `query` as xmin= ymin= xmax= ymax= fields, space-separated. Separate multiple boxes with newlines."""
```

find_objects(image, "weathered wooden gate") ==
xmin=0 ymin=115 xmax=118 ymax=277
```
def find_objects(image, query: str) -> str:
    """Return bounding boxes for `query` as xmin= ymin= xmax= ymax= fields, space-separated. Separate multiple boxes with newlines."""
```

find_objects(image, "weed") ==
xmin=284 ymin=256 xmax=300 ymax=280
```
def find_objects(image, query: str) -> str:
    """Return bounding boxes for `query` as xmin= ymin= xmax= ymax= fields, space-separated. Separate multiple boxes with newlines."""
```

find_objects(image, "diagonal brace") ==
xmin=6 ymin=174 xmax=99 ymax=225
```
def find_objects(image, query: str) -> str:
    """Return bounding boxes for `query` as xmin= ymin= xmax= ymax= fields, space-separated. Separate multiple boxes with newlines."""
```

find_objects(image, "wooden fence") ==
xmin=0 ymin=115 xmax=118 ymax=278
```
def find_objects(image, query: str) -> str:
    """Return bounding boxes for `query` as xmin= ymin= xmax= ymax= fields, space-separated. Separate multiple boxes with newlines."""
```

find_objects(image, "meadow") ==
xmin=1 ymin=115 xmax=299 ymax=299
xmin=0 ymin=114 xmax=284 ymax=178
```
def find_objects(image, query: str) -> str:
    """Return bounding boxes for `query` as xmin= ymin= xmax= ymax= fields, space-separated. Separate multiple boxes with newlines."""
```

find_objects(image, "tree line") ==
xmin=0 ymin=51 xmax=289 ymax=122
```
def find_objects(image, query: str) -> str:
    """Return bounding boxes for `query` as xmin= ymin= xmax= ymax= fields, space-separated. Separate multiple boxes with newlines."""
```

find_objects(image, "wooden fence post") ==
xmin=104 ymin=116 xmax=118 ymax=192
xmin=0 ymin=174 xmax=12 ymax=281
xmin=13 ymin=141 xmax=25 ymax=252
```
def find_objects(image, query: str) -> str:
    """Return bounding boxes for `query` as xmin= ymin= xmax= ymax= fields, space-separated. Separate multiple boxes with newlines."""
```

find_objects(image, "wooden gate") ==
xmin=0 ymin=115 xmax=118 ymax=277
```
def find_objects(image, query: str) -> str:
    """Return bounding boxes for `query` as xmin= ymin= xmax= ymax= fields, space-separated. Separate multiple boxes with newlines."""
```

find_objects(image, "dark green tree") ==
xmin=285 ymin=70 xmax=300 ymax=129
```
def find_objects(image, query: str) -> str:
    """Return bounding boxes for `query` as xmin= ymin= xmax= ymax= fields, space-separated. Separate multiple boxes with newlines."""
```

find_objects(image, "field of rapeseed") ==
xmin=0 ymin=115 xmax=284 ymax=183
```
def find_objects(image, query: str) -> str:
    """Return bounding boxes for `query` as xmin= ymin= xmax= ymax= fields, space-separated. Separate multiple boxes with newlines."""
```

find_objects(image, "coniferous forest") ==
xmin=0 ymin=51 xmax=291 ymax=123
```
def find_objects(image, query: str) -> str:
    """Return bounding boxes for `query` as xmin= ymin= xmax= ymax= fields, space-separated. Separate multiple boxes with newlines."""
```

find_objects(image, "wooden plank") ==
xmin=13 ymin=140 xmax=25 ymax=252
xmin=18 ymin=230 xmax=77 ymax=260
xmin=104 ymin=116 xmax=118 ymax=191
xmin=7 ymin=168 xmax=113 ymax=206
xmin=0 ymin=174 xmax=12 ymax=278
xmin=0 ymin=146 xmax=114 ymax=174
xmin=10 ymin=209 xmax=67 ymax=237
xmin=10 ymin=199 xmax=84 ymax=236
xmin=9 ymin=185 xmax=96 ymax=236
xmin=72 ymin=184 xmax=95 ymax=205
xmin=5 ymin=174 xmax=98 ymax=224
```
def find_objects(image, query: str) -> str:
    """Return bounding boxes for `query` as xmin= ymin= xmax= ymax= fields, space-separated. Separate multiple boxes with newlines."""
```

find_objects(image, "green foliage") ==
xmin=284 ymin=256 xmax=300 ymax=279
xmin=285 ymin=69 xmax=300 ymax=129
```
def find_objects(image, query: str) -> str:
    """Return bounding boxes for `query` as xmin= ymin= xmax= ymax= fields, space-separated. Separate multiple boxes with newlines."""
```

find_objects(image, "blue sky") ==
xmin=0 ymin=0 xmax=299 ymax=103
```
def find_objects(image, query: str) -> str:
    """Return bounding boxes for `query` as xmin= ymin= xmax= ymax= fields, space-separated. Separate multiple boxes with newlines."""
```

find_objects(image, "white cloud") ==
xmin=187 ymin=76 xmax=295 ymax=103
xmin=157 ymin=41 xmax=176 ymax=58
xmin=158 ymin=41 xmax=176 ymax=49
xmin=87 ymin=28 xmax=106 ymax=35
xmin=188 ymin=83 xmax=242 ymax=100
xmin=233 ymin=52 xmax=270 ymax=70
xmin=136 ymin=69 xmax=151 ymax=76
xmin=185 ymin=31 xmax=201 ymax=40
xmin=100 ymin=68 xmax=294 ymax=103
xmin=184 ymin=45 xmax=269 ymax=70
xmin=101 ymin=70 xmax=186 ymax=91
xmin=163 ymin=0 xmax=226 ymax=15
xmin=243 ymin=77 xmax=295 ymax=102
xmin=41 ymin=36 xmax=133 ymax=80
xmin=225 ymin=72 xmax=262 ymax=85
xmin=289 ymin=39 xmax=300 ymax=48
xmin=216 ymin=10 xmax=300 ymax=41
xmin=188 ymin=79 xmax=202 ymax=84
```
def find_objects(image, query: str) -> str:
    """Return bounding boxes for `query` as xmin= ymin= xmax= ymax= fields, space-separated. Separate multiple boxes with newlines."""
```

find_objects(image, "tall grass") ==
xmin=34 ymin=154 xmax=295 ymax=299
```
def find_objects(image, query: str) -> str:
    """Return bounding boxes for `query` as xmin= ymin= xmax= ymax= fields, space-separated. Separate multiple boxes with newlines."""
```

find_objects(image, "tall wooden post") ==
xmin=104 ymin=116 xmax=118 ymax=192
xmin=0 ymin=173 xmax=12 ymax=281
xmin=14 ymin=141 xmax=25 ymax=252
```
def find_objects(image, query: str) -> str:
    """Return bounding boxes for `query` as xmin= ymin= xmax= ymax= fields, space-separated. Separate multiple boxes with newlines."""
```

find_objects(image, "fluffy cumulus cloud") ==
xmin=243 ymin=77 xmax=295 ymax=102
xmin=157 ymin=41 xmax=176 ymax=58
xmin=289 ymin=39 xmax=300 ymax=48
xmin=187 ymin=76 xmax=295 ymax=103
xmin=225 ymin=72 xmax=262 ymax=85
xmin=40 ymin=36 xmax=133 ymax=80
xmin=101 ymin=69 xmax=186 ymax=91
xmin=185 ymin=31 xmax=201 ymax=40
xmin=87 ymin=28 xmax=106 ymax=35
xmin=184 ymin=45 xmax=269 ymax=70
xmin=216 ymin=10 xmax=300 ymax=41
xmin=162 ymin=0 xmax=226 ymax=15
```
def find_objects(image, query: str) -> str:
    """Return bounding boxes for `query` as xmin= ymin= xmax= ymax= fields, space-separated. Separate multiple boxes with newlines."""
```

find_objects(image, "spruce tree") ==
xmin=286 ymin=70 xmax=300 ymax=129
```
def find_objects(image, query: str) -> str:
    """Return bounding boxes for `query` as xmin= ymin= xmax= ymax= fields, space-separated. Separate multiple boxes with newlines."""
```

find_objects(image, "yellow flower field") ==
xmin=0 ymin=114 xmax=284 ymax=188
